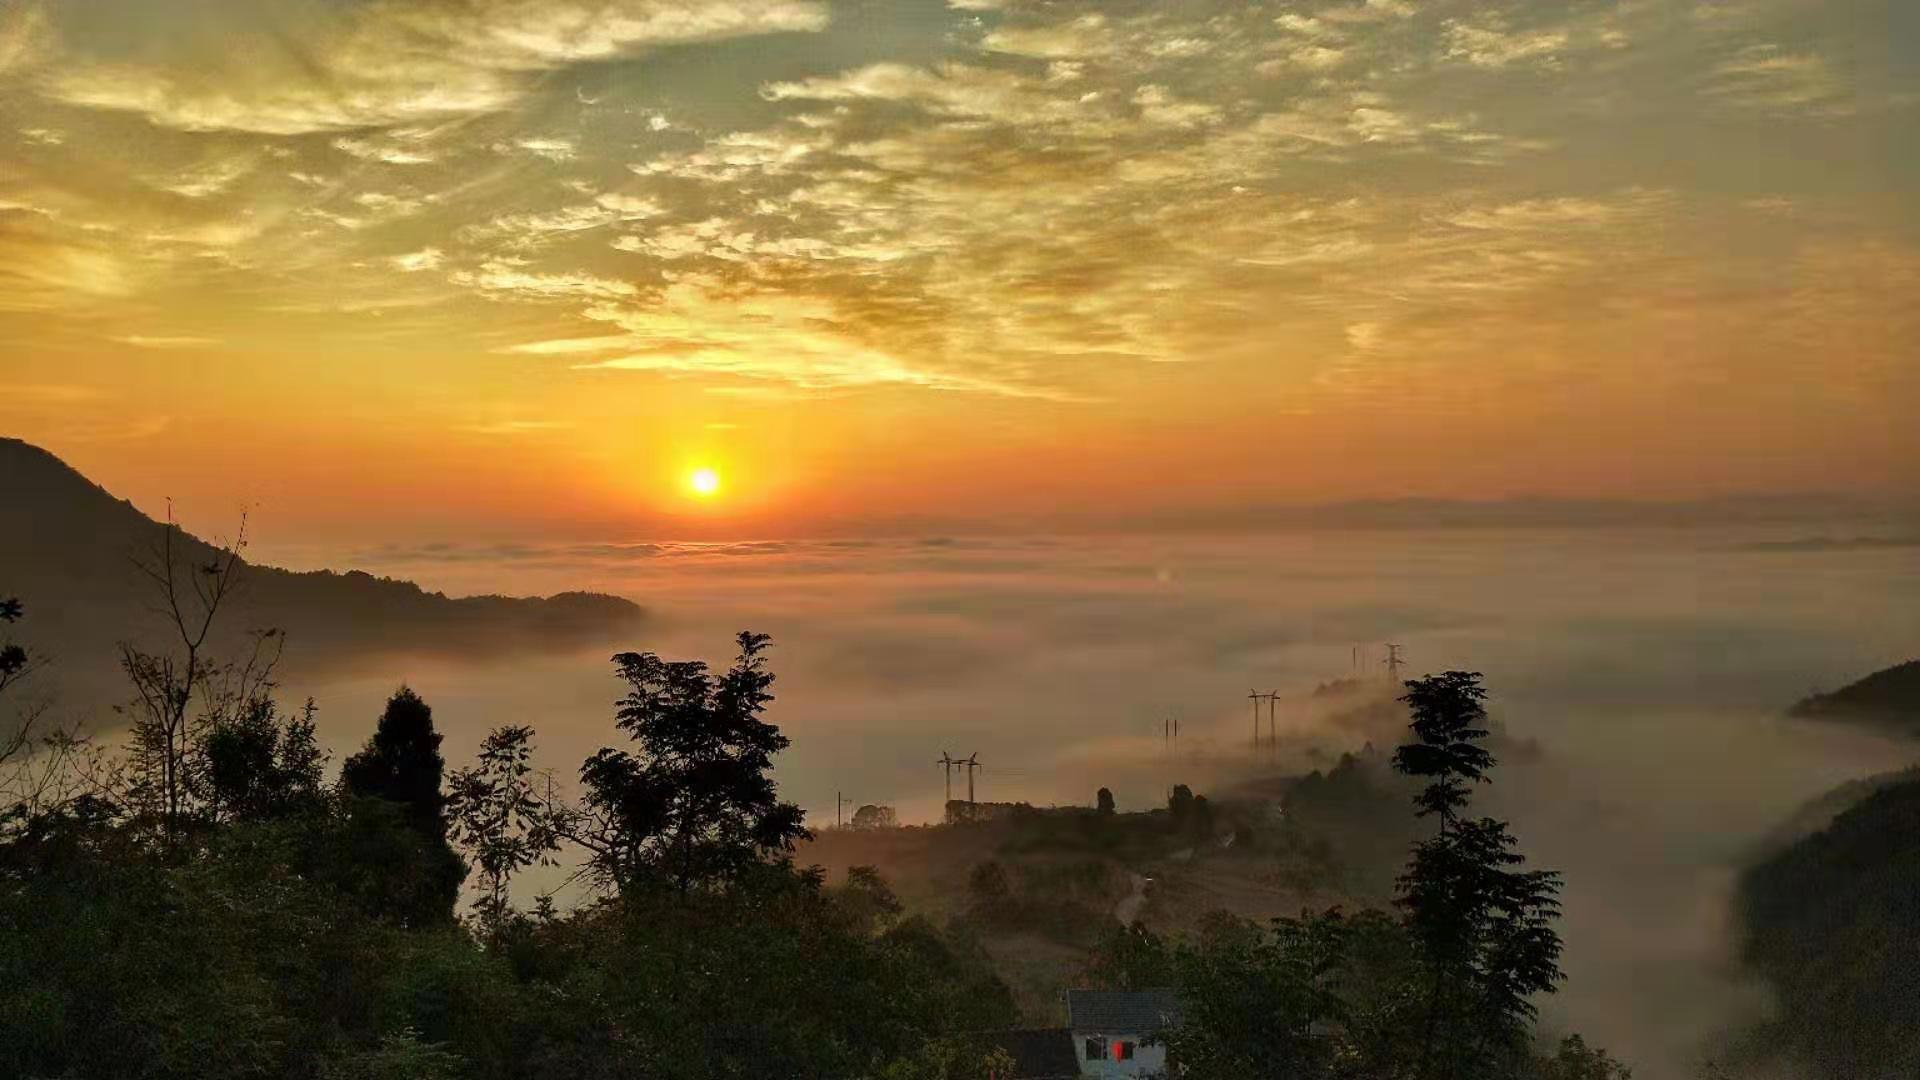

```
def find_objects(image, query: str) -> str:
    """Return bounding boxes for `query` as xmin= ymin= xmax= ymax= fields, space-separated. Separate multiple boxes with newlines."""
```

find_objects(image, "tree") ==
xmin=838 ymin=864 xmax=904 ymax=935
xmin=116 ymin=510 xmax=258 ymax=845
xmin=1084 ymin=921 xmax=1175 ymax=989
xmin=1392 ymin=671 xmax=1564 ymax=1080
xmin=446 ymin=724 xmax=562 ymax=936
xmin=198 ymin=696 xmax=325 ymax=824
xmin=1169 ymin=783 xmax=1195 ymax=824
xmin=1159 ymin=909 xmax=1355 ymax=1080
xmin=342 ymin=687 xmax=450 ymax=841
xmin=1533 ymin=1035 xmax=1633 ymax=1080
xmin=0 ymin=597 xmax=90 ymax=827
xmin=1097 ymin=787 xmax=1116 ymax=815
xmin=340 ymin=687 xmax=464 ymax=924
xmin=574 ymin=631 xmax=809 ymax=895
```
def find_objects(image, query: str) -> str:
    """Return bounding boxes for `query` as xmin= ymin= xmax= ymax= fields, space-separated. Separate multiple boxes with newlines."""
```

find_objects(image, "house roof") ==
xmin=972 ymin=1028 xmax=1079 ymax=1080
xmin=1065 ymin=988 xmax=1185 ymax=1034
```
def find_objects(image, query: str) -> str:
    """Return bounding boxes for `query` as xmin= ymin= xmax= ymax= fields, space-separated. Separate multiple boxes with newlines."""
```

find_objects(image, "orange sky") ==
xmin=2 ymin=0 xmax=1915 ymax=542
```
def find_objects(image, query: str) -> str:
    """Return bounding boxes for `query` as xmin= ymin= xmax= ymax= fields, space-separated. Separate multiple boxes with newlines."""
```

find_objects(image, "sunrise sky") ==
xmin=1 ymin=0 xmax=1914 ymax=541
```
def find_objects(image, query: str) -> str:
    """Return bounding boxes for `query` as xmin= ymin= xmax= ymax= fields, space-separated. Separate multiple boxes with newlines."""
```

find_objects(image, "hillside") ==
xmin=1787 ymin=660 xmax=1920 ymax=734
xmin=1736 ymin=774 xmax=1920 ymax=1078
xmin=0 ymin=438 xmax=645 ymax=712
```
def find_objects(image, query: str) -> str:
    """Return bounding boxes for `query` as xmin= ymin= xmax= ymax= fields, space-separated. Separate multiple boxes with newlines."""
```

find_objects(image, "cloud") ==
xmin=37 ymin=0 xmax=831 ymax=134
xmin=450 ymin=260 xmax=638 ymax=300
xmin=1442 ymin=19 xmax=1570 ymax=69
xmin=458 ymin=418 xmax=574 ymax=436
xmin=113 ymin=334 xmax=223 ymax=349
xmin=981 ymin=15 xmax=1116 ymax=59
xmin=389 ymin=248 xmax=444 ymax=272
xmin=154 ymin=154 xmax=259 ymax=198
xmin=1706 ymin=44 xmax=1851 ymax=115
xmin=332 ymin=135 xmax=437 ymax=165
xmin=499 ymin=136 xmax=578 ymax=161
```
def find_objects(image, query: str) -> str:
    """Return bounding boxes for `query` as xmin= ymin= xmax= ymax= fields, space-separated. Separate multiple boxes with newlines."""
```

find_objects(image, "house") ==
xmin=971 ymin=1028 xmax=1080 ymax=1080
xmin=1065 ymin=988 xmax=1184 ymax=1079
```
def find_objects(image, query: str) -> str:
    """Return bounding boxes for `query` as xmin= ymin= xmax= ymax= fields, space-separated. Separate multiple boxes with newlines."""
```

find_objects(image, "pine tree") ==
xmin=1392 ymin=671 xmax=1563 ymax=1080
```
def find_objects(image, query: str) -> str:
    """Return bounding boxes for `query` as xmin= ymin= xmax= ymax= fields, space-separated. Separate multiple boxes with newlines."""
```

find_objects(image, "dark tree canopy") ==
xmin=578 ymin=632 xmax=810 ymax=894
xmin=338 ymin=686 xmax=463 ymax=924
xmin=1393 ymin=671 xmax=1564 ymax=1080
xmin=1096 ymin=786 xmax=1116 ymax=815
xmin=342 ymin=687 xmax=449 ymax=841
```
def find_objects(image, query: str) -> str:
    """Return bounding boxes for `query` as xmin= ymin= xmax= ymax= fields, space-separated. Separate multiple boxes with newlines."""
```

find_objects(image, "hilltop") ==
xmin=1787 ymin=659 xmax=1920 ymax=735
xmin=0 ymin=438 xmax=645 ymax=711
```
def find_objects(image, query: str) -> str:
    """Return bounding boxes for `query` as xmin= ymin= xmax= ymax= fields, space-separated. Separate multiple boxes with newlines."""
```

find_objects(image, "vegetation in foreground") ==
xmin=0 ymin=518 xmax=1645 ymax=1078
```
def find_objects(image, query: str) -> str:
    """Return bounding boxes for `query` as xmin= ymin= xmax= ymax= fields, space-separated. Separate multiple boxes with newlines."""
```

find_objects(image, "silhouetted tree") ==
xmin=199 ymin=696 xmax=325 ymax=823
xmin=339 ymin=686 xmax=464 ymax=923
xmin=1097 ymin=786 xmax=1116 ymax=815
xmin=839 ymin=864 xmax=904 ymax=935
xmin=341 ymin=687 xmax=448 ymax=839
xmin=1169 ymin=783 xmax=1195 ymax=824
xmin=575 ymin=632 xmax=809 ymax=895
xmin=1160 ymin=908 xmax=1355 ymax=1079
xmin=1393 ymin=671 xmax=1563 ymax=1080
xmin=117 ymin=511 xmax=257 ymax=845
xmin=1084 ymin=921 xmax=1175 ymax=989
xmin=447 ymin=724 xmax=561 ymax=935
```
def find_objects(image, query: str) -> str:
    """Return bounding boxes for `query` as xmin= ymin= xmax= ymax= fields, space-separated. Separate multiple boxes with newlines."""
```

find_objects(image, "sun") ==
xmin=687 ymin=467 xmax=721 ymax=497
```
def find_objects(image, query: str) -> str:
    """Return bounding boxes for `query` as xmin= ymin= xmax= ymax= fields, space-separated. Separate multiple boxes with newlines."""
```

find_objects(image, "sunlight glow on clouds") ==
xmin=0 ymin=0 xmax=1915 ymax=516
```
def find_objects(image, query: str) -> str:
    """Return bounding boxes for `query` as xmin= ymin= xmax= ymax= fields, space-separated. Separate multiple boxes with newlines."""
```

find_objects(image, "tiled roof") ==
xmin=972 ymin=1028 xmax=1080 ymax=1079
xmin=1065 ymin=988 xmax=1184 ymax=1034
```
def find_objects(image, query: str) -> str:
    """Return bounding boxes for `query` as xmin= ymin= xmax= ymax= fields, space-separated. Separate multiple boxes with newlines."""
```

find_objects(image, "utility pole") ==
xmin=962 ymin=753 xmax=981 ymax=803
xmin=1267 ymin=690 xmax=1282 ymax=758
xmin=1385 ymin=643 xmax=1406 ymax=683
xmin=837 ymin=791 xmax=854 ymax=828
xmin=1249 ymin=690 xmax=1264 ymax=752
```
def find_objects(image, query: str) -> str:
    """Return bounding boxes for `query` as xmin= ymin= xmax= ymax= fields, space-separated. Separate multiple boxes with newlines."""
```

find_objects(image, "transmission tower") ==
xmin=1385 ymin=643 xmax=1406 ymax=682
xmin=937 ymin=751 xmax=959 ymax=803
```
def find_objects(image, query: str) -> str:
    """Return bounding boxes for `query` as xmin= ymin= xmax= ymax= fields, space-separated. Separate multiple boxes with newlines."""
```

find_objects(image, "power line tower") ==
xmin=961 ymin=753 xmax=981 ymax=803
xmin=1384 ymin=643 xmax=1406 ymax=682
xmin=937 ymin=751 xmax=959 ymax=803
xmin=837 ymin=791 xmax=854 ymax=828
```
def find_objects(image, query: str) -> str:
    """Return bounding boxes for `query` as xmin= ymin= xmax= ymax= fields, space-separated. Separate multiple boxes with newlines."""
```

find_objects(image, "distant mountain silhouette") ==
xmin=1788 ymin=660 xmax=1920 ymax=735
xmin=1 ymin=438 xmax=645 ymax=712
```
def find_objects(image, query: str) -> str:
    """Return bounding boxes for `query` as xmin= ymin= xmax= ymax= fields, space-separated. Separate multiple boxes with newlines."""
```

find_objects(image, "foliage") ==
xmin=1111 ymin=672 xmax=1586 ymax=1080
xmin=575 ymin=631 xmax=810 ymax=895
xmin=447 ymin=724 xmax=562 ymax=935
xmin=1097 ymin=786 xmax=1116 ymax=815
xmin=0 ymin=628 xmax=1017 ymax=1080
xmin=200 ymin=695 xmax=327 ymax=824
xmin=341 ymin=687 xmax=450 ymax=841
xmin=1532 ymin=1035 xmax=1634 ymax=1080
xmin=1736 ymin=776 xmax=1920 ymax=1078
xmin=1393 ymin=671 xmax=1564 ymax=1080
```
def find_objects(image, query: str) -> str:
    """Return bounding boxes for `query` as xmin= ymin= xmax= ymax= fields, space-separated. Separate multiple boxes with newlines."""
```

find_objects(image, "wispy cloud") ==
xmin=113 ymin=334 xmax=223 ymax=349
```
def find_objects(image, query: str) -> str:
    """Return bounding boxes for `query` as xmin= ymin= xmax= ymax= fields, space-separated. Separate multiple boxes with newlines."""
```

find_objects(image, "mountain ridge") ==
xmin=1788 ymin=659 xmax=1920 ymax=734
xmin=1 ymin=437 xmax=646 ymax=712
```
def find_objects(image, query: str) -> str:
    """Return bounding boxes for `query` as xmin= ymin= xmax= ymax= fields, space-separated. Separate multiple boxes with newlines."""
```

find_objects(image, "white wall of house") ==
xmin=1072 ymin=1031 xmax=1166 ymax=1078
